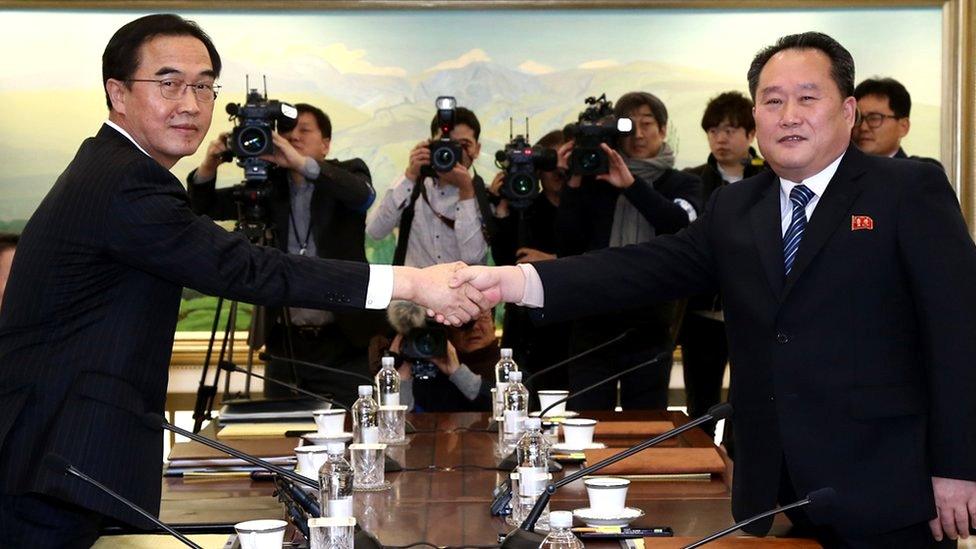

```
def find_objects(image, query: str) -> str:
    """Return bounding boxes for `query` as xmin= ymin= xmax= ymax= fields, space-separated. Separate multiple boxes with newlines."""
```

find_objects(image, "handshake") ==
xmin=392 ymin=262 xmax=531 ymax=326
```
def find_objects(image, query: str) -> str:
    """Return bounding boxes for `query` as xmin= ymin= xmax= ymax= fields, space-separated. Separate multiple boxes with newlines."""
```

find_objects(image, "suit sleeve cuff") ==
xmin=366 ymin=265 xmax=394 ymax=309
xmin=516 ymin=263 xmax=544 ymax=308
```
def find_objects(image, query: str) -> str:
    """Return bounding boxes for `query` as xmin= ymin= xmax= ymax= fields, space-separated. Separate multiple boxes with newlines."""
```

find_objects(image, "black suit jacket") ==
xmin=532 ymin=145 xmax=976 ymax=536
xmin=187 ymin=158 xmax=382 ymax=347
xmin=0 ymin=125 xmax=370 ymax=527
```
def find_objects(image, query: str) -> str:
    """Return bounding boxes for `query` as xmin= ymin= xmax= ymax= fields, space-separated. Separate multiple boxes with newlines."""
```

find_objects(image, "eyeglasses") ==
xmin=859 ymin=112 xmax=900 ymax=129
xmin=126 ymin=78 xmax=221 ymax=103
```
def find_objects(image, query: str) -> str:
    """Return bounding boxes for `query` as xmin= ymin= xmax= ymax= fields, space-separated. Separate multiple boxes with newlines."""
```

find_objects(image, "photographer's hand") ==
xmin=557 ymin=141 xmax=582 ymax=189
xmin=489 ymin=172 xmax=510 ymax=219
xmin=430 ymin=342 xmax=461 ymax=377
xmin=196 ymin=132 xmax=231 ymax=181
xmin=439 ymin=164 xmax=475 ymax=200
xmin=516 ymin=247 xmax=555 ymax=263
xmin=389 ymin=336 xmax=413 ymax=380
xmin=261 ymin=133 xmax=308 ymax=172
xmin=405 ymin=140 xmax=431 ymax=182
xmin=596 ymin=143 xmax=635 ymax=189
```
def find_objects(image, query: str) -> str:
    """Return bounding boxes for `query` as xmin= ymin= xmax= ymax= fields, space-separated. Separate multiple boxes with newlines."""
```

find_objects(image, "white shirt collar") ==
xmin=778 ymin=151 xmax=845 ymax=199
xmin=104 ymin=120 xmax=152 ymax=159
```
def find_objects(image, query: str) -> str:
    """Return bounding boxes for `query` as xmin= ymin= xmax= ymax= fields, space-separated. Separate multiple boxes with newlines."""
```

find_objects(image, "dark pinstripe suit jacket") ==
xmin=0 ymin=124 xmax=369 ymax=528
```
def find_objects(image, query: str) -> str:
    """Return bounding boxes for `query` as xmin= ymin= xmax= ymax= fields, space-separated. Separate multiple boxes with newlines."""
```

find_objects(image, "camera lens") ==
xmin=510 ymin=173 xmax=535 ymax=197
xmin=432 ymin=147 xmax=456 ymax=171
xmin=414 ymin=332 xmax=436 ymax=357
xmin=581 ymin=151 xmax=601 ymax=171
xmin=238 ymin=127 xmax=269 ymax=156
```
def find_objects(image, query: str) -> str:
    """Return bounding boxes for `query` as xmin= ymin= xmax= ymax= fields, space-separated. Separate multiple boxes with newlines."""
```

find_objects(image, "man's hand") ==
xmin=431 ymin=342 xmax=461 ymax=377
xmin=596 ymin=143 xmax=635 ymax=189
xmin=929 ymin=476 xmax=976 ymax=541
xmin=489 ymin=172 xmax=510 ymax=218
xmin=392 ymin=262 xmax=489 ymax=326
xmin=261 ymin=133 xmax=308 ymax=172
xmin=438 ymin=163 xmax=475 ymax=200
xmin=405 ymin=140 xmax=431 ymax=182
xmin=556 ymin=141 xmax=582 ymax=189
xmin=516 ymin=247 xmax=555 ymax=263
xmin=449 ymin=265 xmax=525 ymax=308
xmin=196 ymin=132 xmax=232 ymax=181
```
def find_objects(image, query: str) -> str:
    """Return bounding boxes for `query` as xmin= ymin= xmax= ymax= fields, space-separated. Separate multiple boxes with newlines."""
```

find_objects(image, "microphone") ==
xmin=496 ymin=349 xmax=671 ymax=472
xmin=682 ymin=487 xmax=836 ymax=548
xmin=523 ymin=328 xmax=635 ymax=386
xmin=42 ymin=454 xmax=204 ymax=549
xmin=219 ymin=361 xmax=350 ymax=412
xmin=258 ymin=352 xmax=374 ymax=384
xmin=500 ymin=402 xmax=733 ymax=549
xmin=142 ymin=413 xmax=319 ymax=490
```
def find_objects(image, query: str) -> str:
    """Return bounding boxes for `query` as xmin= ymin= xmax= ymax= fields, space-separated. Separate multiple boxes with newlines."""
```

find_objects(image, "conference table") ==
xmin=157 ymin=410 xmax=815 ymax=547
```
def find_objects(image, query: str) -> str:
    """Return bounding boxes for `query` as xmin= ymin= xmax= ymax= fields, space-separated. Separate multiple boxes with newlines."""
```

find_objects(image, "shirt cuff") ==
xmin=365 ymin=265 xmax=394 ymax=309
xmin=516 ymin=264 xmax=545 ymax=308
xmin=302 ymin=157 xmax=321 ymax=181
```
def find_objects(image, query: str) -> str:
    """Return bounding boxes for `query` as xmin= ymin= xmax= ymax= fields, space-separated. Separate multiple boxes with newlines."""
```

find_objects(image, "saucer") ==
xmin=529 ymin=410 xmax=579 ymax=420
xmin=551 ymin=441 xmax=606 ymax=452
xmin=302 ymin=432 xmax=353 ymax=445
xmin=572 ymin=507 xmax=644 ymax=527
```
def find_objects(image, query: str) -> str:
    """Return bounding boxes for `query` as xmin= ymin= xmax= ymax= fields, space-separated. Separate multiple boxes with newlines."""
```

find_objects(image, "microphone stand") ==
xmin=500 ymin=402 xmax=733 ymax=549
xmin=523 ymin=328 xmax=635 ymax=387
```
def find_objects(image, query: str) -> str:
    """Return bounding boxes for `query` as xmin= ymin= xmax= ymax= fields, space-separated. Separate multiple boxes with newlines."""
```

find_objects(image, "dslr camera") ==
xmin=223 ymin=82 xmax=298 ymax=183
xmin=400 ymin=324 xmax=449 ymax=380
xmin=565 ymin=94 xmax=633 ymax=176
xmin=494 ymin=129 xmax=557 ymax=209
xmin=420 ymin=96 xmax=463 ymax=179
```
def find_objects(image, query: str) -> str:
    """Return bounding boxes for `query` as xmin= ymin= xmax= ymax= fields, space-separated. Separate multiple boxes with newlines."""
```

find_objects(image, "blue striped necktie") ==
xmin=783 ymin=184 xmax=816 ymax=275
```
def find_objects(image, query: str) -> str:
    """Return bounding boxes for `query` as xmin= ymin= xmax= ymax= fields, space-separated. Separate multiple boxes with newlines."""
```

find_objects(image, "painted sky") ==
xmin=0 ymin=7 xmax=943 ymax=222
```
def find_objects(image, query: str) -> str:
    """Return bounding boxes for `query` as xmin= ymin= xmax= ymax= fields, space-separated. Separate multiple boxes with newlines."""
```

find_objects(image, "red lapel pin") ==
xmin=851 ymin=215 xmax=874 ymax=231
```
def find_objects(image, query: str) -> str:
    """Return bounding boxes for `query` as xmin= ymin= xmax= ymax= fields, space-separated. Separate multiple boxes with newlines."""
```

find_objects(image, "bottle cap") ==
xmin=524 ymin=417 xmax=542 ymax=430
xmin=381 ymin=356 xmax=395 ymax=367
xmin=508 ymin=371 xmax=522 ymax=382
xmin=549 ymin=510 xmax=573 ymax=528
xmin=358 ymin=385 xmax=373 ymax=396
xmin=326 ymin=441 xmax=346 ymax=454
xmin=500 ymin=348 xmax=513 ymax=359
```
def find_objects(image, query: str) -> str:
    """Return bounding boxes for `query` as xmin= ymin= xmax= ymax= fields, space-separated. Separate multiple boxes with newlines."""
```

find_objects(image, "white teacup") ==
xmin=295 ymin=445 xmax=330 ymax=478
xmin=313 ymin=409 xmax=346 ymax=435
xmin=537 ymin=390 xmax=570 ymax=416
xmin=584 ymin=476 xmax=630 ymax=513
xmin=561 ymin=418 xmax=597 ymax=448
xmin=235 ymin=519 xmax=287 ymax=549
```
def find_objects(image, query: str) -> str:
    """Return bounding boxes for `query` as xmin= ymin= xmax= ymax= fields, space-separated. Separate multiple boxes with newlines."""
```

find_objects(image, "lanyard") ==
xmin=288 ymin=202 xmax=314 ymax=256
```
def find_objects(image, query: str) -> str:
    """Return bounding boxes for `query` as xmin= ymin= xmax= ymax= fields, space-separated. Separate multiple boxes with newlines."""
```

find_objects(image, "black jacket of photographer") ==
xmin=556 ymin=168 xmax=703 ymax=352
xmin=187 ymin=158 xmax=379 ymax=347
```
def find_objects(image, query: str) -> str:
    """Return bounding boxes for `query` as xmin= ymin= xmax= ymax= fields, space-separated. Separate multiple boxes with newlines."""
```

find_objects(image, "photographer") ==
xmin=187 ymin=103 xmax=379 ymax=406
xmin=366 ymin=105 xmax=492 ymax=267
xmin=489 ymin=129 xmax=570 ymax=389
xmin=556 ymin=91 xmax=702 ymax=410
xmin=377 ymin=302 xmax=495 ymax=412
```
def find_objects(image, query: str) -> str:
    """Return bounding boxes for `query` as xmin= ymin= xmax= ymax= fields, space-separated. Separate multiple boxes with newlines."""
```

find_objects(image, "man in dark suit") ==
xmin=0 ymin=14 xmax=483 ymax=547
xmin=451 ymin=32 xmax=976 ymax=547
xmin=853 ymin=77 xmax=943 ymax=169
xmin=187 ymin=103 xmax=381 ymax=406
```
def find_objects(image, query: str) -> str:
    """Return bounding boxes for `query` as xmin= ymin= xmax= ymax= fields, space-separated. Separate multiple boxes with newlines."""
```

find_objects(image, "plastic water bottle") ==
xmin=352 ymin=385 xmax=379 ymax=444
xmin=375 ymin=356 xmax=400 ymax=406
xmin=515 ymin=417 xmax=551 ymax=527
xmin=502 ymin=371 xmax=529 ymax=448
xmin=493 ymin=348 xmax=519 ymax=418
xmin=317 ymin=441 xmax=353 ymax=519
xmin=539 ymin=511 xmax=583 ymax=549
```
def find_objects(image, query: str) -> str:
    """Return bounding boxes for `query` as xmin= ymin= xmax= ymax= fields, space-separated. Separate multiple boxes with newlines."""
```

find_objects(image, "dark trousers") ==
xmin=778 ymin=464 xmax=955 ymax=549
xmin=568 ymin=344 xmax=673 ymax=411
xmin=0 ymin=493 xmax=104 ymax=548
xmin=678 ymin=313 xmax=729 ymax=435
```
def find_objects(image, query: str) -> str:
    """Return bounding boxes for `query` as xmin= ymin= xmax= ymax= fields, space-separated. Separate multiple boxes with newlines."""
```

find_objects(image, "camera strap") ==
xmin=392 ymin=180 xmax=426 ymax=266
xmin=288 ymin=203 xmax=314 ymax=256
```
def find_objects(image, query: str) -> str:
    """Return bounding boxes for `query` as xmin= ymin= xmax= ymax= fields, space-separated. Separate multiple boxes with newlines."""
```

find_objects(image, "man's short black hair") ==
xmin=430 ymin=107 xmax=481 ymax=141
xmin=853 ymin=77 xmax=911 ymax=118
xmin=0 ymin=233 xmax=18 ymax=253
xmin=294 ymin=103 xmax=332 ymax=139
xmin=534 ymin=129 xmax=565 ymax=150
xmin=614 ymin=91 xmax=669 ymax=127
xmin=701 ymin=91 xmax=755 ymax=133
xmin=102 ymin=14 xmax=222 ymax=111
xmin=747 ymin=31 xmax=855 ymax=101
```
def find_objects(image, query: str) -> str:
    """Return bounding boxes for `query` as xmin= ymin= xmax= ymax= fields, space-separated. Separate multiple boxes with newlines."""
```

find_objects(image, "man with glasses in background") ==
xmin=853 ymin=77 xmax=943 ymax=169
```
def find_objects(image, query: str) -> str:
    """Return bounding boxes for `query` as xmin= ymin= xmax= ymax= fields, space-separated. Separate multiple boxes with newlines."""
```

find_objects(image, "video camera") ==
xmin=565 ymin=94 xmax=633 ymax=176
xmin=222 ymin=77 xmax=298 ymax=183
xmin=420 ymin=96 xmax=463 ymax=179
xmin=494 ymin=119 xmax=558 ymax=209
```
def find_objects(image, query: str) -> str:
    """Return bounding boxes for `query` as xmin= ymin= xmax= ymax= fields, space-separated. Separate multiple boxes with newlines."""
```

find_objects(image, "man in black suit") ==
xmin=853 ymin=77 xmax=943 ymax=169
xmin=451 ymin=32 xmax=976 ymax=547
xmin=0 ymin=14 xmax=484 ymax=547
xmin=187 ymin=103 xmax=381 ymax=406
